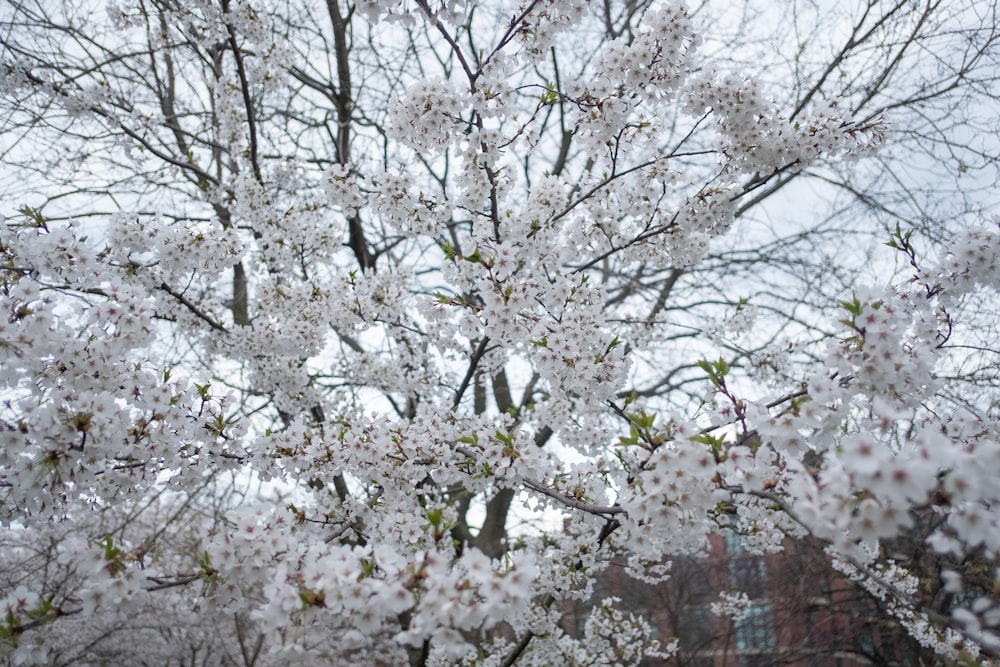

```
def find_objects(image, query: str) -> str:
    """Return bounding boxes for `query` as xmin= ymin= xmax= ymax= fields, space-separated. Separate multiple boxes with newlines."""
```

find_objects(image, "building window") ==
xmin=676 ymin=606 xmax=714 ymax=654
xmin=730 ymin=556 xmax=768 ymax=600
xmin=724 ymin=531 xmax=744 ymax=555
xmin=673 ymin=556 xmax=712 ymax=607
xmin=735 ymin=603 xmax=776 ymax=651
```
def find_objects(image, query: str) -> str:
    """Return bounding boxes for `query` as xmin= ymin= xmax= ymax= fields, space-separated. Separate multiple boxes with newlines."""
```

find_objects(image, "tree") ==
xmin=0 ymin=0 xmax=998 ymax=664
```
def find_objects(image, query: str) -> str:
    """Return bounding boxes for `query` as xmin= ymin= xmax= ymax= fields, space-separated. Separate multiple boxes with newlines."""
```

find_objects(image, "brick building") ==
xmin=566 ymin=535 xmax=918 ymax=666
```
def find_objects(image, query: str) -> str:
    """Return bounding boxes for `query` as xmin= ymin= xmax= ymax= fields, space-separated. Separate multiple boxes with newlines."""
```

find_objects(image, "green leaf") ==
xmin=697 ymin=358 xmax=729 ymax=385
xmin=103 ymin=535 xmax=122 ymax=561
xmin=425 ymin=507 xmax=444 ymax=529
xmin=18 ymin=205 xmax=46 ymax=227
xmin=839 ymin=298 xmax=863 ymax=317
xmin=540 ymin=82 xmax=559 ymax=105
xmin=433 ymin=291 xmax=456 ymax=305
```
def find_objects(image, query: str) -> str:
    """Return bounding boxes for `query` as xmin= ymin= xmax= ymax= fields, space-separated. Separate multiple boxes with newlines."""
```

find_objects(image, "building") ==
xmin=566 ymin=535 xmax=919 ymax=666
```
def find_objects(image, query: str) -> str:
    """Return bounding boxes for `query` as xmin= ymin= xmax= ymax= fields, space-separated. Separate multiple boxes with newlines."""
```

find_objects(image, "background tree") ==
xmin=0 ymin=0 xmax=998 ymax=664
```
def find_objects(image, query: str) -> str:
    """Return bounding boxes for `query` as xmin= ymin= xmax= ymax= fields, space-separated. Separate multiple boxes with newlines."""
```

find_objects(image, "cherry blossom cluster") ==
xmin=926 ymin=224 xmax=1000 ymax=304
xmin=685 ymin=73 xmax=886 ymax=174
xmin=389 ymin=81 xmax=466 ymax=154
xmin=590 ymin=3 xmax=698 ymax=100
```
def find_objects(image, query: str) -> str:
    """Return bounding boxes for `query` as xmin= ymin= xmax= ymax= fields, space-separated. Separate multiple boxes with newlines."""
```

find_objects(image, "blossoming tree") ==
xmin=0 ymin=0 xmax=999 ymax=664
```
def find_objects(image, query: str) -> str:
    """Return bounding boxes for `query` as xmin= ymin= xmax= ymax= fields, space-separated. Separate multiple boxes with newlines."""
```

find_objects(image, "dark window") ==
xmin=735 ymin=603 xmax=775 ymax=651
xmin=674 ymin=556 xmax=712 ymax=607
xmin=729 ymin=557 xmax=768 ymax=600
xmin=676 ymin=606 xmax=714 ymax=654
